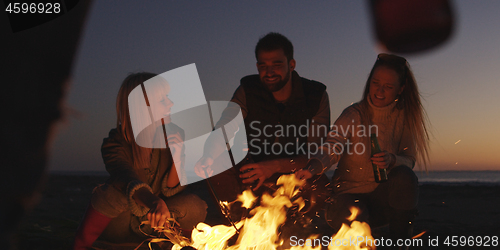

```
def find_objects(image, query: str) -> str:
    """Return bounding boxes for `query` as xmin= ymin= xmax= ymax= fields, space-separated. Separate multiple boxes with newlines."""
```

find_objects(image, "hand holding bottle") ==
xmin=370 ymin=134 xmax=388 ymax=183
xmin=371 ymin=151 xmax=396 ymax=169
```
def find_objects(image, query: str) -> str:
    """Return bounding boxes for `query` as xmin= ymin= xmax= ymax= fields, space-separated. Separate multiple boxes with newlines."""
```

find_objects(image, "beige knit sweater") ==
xmin=317 ymin=97 xmax=416 ymax=194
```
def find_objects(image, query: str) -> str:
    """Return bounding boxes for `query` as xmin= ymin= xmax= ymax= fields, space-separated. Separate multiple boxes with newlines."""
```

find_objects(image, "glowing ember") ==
xmin=412 ymin=231 xmax=426 ymax=239
xmin=174 ymin=174 xmax=375 ymax=250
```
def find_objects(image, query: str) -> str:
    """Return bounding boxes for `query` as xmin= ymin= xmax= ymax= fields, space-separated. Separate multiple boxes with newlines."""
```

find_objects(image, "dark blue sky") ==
xmin=50 ymin=1 xmax=500 ymax=172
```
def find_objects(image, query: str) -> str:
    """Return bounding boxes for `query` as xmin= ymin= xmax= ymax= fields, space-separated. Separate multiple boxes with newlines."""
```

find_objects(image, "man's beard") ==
xmin=262 ymin=71 xmax=291 ymax=92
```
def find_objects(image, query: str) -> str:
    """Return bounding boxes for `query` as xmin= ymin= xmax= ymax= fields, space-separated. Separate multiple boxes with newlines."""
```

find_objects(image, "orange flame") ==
xmin=174 ymin=174 xmax=375 ymax=250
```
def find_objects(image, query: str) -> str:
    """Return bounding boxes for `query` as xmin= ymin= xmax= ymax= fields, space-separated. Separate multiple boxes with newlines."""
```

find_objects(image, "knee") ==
xmin=91 ymin=184 xmax=129 ymax=218
xmin=388 ymin=165 xmax=418 ymax=188
xmin=167 ymin=193 xmax=207 ymax=230
xmin=387 ymin=166 xmax=419 ymax=210
xmin=184 ymin=193 xmax=208 ymax=219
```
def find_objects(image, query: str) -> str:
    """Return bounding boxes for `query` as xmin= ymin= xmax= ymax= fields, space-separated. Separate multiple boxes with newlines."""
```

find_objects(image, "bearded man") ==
xmin=196 ymin=32 xmax=331 ymax=208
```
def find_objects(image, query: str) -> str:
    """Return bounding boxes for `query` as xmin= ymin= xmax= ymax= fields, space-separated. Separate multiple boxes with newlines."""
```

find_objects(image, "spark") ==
xmin=412 ymin=231 xmax=427 ymax=239
xmin=455 ymin=140 xmax=461 ymax=144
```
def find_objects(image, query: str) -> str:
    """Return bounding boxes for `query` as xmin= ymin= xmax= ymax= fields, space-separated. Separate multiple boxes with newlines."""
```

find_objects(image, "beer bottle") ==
xmin=370 ymin=134 xmax=388 ymax=183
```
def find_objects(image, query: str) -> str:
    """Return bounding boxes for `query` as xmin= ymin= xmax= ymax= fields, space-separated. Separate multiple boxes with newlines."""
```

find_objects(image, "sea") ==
xmin=52 ymin=170 xmax=500 ymax=186
xmin=415 ymin=171 xmax=500 ymax=186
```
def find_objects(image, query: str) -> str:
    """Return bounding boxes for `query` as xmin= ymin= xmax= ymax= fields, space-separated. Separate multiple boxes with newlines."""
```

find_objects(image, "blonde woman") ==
xmin=297 ymin=54 xmax=430 ymax=246
xmin=73 ymin=73 xmax=207 ymax=249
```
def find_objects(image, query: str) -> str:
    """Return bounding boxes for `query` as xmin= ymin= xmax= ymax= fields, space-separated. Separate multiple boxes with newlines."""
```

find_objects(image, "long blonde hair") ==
xmin=360 ymin=54 xmax=430 ymax=170
xmin=116 ymin=72 xmax=157 ymax=170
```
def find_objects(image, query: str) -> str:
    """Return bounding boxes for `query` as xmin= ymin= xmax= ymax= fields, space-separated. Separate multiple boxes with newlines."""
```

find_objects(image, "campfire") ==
xmin=172 ymin=174 xmax=375 ymax=250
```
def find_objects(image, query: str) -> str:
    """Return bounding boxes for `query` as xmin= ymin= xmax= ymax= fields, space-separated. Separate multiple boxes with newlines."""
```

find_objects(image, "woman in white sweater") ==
xmin=297 ymin=54 xmax=430 ymax=247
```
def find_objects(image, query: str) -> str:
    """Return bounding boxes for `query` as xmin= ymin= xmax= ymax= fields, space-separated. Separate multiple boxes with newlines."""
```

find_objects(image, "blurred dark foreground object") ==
xmin=370 ymin=0 xmax=454 ymax=54
xmin=0 ymin=1 xmax=92 ymax=249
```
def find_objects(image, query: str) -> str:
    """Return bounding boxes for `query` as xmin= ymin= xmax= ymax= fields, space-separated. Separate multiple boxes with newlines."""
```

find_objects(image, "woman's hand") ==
xmin=167 ymin=132 xmax=183 ymax=164
xmin=147 ymin=197 xmax=171 ymax=229
xmin=194 ymin=156 xmax=214 ymax=178
xmin=295 ymin=169 xmax=313 ymax=180
xmin=133 ymin=187 xmax=171 ymax=229
xmin=371 ymin=151 xmax=396 ymax=169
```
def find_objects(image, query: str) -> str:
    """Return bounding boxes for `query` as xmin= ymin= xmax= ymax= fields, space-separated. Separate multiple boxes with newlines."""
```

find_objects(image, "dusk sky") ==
xmin=50 ymin=1 xmax=500 ymax=172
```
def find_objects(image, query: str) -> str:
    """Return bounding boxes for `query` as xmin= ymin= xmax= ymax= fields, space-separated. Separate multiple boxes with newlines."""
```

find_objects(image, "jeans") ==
xmin=325 ymin=165 xmax=419 ymax=231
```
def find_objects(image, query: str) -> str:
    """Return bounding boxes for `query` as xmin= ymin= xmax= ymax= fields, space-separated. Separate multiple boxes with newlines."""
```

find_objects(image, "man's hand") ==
xmin=371 ymin=151 xmax=396 ymax=169
xmin=239 ymin=161 xmax=279 ymax=191
xmin=194 ymin=157 xmax=214 ymax=178
xmin=295 ymin=169 xmax=313 ymax=180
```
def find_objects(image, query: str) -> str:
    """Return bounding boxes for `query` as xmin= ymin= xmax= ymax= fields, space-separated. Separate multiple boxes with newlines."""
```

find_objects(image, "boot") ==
xmin=73 ymin=204 xmax=112 ymax=250
xmin=389 ymin=209 xmax=417 ymax=250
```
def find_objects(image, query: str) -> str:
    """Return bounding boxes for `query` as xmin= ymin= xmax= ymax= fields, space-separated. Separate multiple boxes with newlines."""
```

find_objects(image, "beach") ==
xmin=15 ymin=174 xmax=500 ymax=249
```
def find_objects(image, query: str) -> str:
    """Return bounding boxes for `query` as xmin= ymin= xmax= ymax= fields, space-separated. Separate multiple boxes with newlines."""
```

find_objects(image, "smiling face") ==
xmin=256 ymin=49 xmax=295 ymax=92
xmin=369 ymin=66 xmax=405 ymax=107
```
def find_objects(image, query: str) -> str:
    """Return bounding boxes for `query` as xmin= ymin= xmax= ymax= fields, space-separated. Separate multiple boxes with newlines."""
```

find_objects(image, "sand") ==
xmin=14 ymin=174 xmax=500 ymax=249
